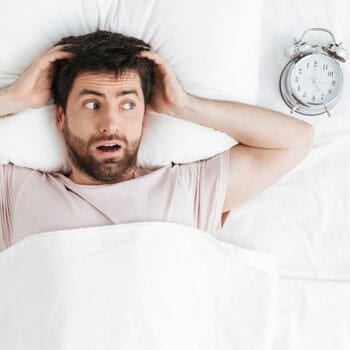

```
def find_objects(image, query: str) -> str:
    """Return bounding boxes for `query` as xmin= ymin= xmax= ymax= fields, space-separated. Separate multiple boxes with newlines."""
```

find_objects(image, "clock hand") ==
xmin=310 ymin=75 xmax=321 ymax=92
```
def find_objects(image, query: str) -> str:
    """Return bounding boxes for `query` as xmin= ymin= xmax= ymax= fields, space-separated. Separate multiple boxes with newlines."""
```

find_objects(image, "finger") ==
xmin=39 ymin=50 xmax=75 ymax=70
xmin=135 ymin=44 xmax=151 ymax=51
xmin=47 ymin=50 xmax=75 ymax=63
xmin=47 ymin=44 xmax=74 ymax=54
xmin=138 ymin=50 xmax=173 ymax=76
xmin=138 ymin=50 xmax=166 ymax=65
xmin=32 ymin=44 xmax=72 ymax=65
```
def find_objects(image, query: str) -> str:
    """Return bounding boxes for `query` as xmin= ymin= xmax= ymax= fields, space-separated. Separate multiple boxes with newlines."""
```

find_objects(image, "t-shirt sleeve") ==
xmin=176 ymin=149 xmax=231 ymax=234
xmin=0 ymin=164 xmax=12 ymax=251
xmin=0 ymin=164 xmax=33 ymax=251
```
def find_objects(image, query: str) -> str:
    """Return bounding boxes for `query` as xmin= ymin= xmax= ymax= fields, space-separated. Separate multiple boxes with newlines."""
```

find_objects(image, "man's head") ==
xmin=52 ymin=30 xmax=155 ymax=185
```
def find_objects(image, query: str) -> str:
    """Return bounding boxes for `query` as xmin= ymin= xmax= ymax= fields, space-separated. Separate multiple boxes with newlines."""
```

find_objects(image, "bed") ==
xmin=0 ymin=0 xmax=349 ymax=349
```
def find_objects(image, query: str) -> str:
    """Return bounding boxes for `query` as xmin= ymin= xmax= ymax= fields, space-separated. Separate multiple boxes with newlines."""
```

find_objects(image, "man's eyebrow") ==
xmin=78 ymin=89 xmax=139 ymax=98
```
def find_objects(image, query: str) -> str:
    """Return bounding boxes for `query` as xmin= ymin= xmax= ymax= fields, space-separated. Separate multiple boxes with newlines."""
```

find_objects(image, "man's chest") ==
xmin=9 ymin=183 xmax=195 ymax=245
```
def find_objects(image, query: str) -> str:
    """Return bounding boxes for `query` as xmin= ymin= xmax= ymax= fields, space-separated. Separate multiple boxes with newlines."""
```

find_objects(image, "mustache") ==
xmin=88 ymin=134 xmax=128 ymax=145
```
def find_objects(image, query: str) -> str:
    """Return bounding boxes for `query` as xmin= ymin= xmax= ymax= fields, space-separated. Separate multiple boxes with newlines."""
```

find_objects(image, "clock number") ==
xmin=297 ymin=85 xmax=301 ymax=91
xmin=328 ymin=89 xmax=332 ymax=94
xmin=295 ymin=77 xmax=299 ymax=82
xmin=328 ymin=71 xmax=334 ymax=77
xmin=314 ymin=61 xmax=318 ymax=68
xmin=302 ymin=92 xmax=307 ymax=98
xmin=306 ymin=62 xmax=310 ymax=69
xmin=312 ymin=95 xmax=316 ymax=101
xmin=332 ymin=80 xmax=337 ymax=86
xmin=323 ymin=64 xmax=328 ymax=70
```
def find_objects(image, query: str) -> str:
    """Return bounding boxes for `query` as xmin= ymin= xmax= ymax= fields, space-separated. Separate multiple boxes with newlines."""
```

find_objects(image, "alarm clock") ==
xmin=279 ymin=28 xmax=347 ymax=117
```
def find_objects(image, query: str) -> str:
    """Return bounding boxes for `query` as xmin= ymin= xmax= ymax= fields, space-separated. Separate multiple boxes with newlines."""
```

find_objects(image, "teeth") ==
xmin=100 ymin=143 xmax=118 ymax=147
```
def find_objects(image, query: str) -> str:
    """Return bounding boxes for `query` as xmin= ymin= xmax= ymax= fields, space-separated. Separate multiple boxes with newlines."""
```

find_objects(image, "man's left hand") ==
xmin=138 ymin=50 xmax=188 ymax=116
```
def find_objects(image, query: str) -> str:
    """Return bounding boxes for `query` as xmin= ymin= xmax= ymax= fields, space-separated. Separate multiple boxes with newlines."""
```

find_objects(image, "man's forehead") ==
xmin=73 ymin=70 xmax=142 ymax=93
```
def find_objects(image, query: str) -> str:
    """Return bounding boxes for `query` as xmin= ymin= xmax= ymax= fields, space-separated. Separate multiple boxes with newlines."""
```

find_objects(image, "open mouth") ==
xmin=96 ymin=144 xmax=121 ymax=152
xmin=96 ymin=140 xmax=122 ymax=155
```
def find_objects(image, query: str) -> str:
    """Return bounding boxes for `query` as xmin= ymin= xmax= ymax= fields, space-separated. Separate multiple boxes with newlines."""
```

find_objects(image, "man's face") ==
xmin=56 ymin=70 xmax=146 ymax=185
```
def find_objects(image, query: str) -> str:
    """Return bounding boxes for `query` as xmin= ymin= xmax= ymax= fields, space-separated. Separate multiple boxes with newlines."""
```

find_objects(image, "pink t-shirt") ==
xmin=0 ymin=150 xmax=230 ymax=250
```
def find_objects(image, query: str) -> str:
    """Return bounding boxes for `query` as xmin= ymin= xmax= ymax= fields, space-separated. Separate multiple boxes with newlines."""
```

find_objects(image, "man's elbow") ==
xmin=288 ymin=122 xmax=314 ymax=165
xmin=294 ymin=123 xmax=314 ymax=166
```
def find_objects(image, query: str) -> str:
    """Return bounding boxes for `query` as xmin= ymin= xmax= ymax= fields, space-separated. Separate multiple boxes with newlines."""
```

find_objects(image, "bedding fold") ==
xmin=0 ymin=221 xmax=276 ymax=350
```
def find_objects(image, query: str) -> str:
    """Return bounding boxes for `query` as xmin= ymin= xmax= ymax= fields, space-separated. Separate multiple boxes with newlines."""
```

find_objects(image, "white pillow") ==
xmin=0 ymin=0 xmax=264 ymax=171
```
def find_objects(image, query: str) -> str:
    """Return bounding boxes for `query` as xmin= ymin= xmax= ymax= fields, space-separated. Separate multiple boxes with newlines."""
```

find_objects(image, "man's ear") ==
xmin=56 ymin=105 xmax=65 ymax=131
xmin=142 ymin=105 xmax=151 ymax=129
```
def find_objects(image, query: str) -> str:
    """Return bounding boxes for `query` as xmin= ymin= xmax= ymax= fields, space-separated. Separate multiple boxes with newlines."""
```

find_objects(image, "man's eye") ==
xmin=122 ymin=102 xmax=135 ymax=110
xmin=85 ymin=102 xmax=100 ymax=110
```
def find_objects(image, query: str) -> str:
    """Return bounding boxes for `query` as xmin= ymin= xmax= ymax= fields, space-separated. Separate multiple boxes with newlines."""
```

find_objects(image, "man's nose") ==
xmin=98 ymin=107 xmax=123 ymax=134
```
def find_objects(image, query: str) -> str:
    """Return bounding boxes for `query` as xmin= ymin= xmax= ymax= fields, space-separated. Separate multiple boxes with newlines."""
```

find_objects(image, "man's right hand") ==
xmin=0 ymin=44 xmax=74 ymax=117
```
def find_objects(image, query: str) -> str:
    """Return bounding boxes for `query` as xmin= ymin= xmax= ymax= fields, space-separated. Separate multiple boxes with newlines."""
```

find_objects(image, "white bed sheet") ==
xmin=217 ymin=0 xmax=350 ymax=348
xmin=0 ymin=222 xmax=277 ymax=350
xmin=274 ymin=278 xmax=350 ymax=350
xmin=218 ymin=132 xmax=350 ymax=348
xmin=218 ymin=134 xmax=350 ymax=280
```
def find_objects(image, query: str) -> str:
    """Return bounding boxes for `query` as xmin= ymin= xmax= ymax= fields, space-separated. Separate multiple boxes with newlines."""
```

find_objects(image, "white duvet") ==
xmin=0 ymin=222 xmax=276 ymax=350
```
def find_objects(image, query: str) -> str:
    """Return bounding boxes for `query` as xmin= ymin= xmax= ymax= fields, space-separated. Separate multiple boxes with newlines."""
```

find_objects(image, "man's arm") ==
xmin=0 ymin=87 xmax=24 ymax=118
xmin=139 ymin=49 xmax=314 ymax=214
xmin=174 ymin=95 xmax=314 ymax=212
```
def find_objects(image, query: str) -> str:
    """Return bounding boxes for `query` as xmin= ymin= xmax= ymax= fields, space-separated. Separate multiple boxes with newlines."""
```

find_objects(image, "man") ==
xmin=0 ymin=30 xmax=314 ymax=250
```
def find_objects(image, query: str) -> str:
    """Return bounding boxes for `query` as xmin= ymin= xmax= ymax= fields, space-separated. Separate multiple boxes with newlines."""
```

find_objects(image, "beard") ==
xmin=62 ymin=121 xmax=141 ymax=184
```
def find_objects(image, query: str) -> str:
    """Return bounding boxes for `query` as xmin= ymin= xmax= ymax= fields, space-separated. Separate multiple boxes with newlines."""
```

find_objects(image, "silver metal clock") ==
xmin=279 ymin=28 xmax=347 ymax=117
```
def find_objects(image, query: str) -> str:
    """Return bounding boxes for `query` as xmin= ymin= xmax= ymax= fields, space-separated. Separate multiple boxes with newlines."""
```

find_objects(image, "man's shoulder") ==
xmin=1 ymin=163 xmax=45 ymax=174
xmin=0 ymin=163 xmax=59 ymax=186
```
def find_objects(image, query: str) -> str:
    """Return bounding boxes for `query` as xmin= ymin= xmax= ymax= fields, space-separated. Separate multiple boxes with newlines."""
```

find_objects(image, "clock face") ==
xmin=289 ymin=53 xmax=343 ymax=105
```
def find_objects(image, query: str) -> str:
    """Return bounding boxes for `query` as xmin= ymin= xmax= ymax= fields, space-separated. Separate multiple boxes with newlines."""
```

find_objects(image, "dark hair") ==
xmin=52 ymin=30 xmax=155 ymax=113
